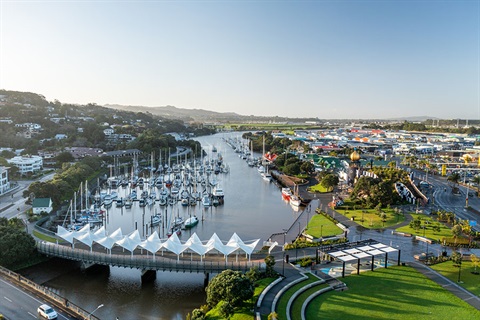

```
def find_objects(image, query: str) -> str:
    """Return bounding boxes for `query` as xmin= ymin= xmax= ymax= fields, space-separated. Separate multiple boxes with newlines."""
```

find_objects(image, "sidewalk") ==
xmin=256 ymin=259 xmax=305 ymax=316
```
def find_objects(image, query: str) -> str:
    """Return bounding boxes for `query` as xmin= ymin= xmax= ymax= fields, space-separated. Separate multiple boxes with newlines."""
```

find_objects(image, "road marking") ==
xmin=4 ymin=296 xmax=12 ymax=302
xmin=0 ymin=278 xmax=70 ymax=320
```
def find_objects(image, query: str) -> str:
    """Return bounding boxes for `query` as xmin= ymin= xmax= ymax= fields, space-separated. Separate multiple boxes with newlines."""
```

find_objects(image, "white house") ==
xmin=103 ymin=128 xmax=114 ymax=136
xmin=32 ymin=198 xmax=53 ymax=215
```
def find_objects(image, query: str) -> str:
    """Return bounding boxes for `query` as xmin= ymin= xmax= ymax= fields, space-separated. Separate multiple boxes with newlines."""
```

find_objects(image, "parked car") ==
xmin=37 ymin=304 xmax=57 ymax=319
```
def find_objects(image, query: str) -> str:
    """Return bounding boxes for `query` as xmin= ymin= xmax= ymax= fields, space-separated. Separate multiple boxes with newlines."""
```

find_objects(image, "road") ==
xmin=0 ymin=172 xmax=56 ymax=220
xmin=410 ymin=169 xmax=480 ymax=232
xmin=0 ymin=275 xmax=75 ymax=320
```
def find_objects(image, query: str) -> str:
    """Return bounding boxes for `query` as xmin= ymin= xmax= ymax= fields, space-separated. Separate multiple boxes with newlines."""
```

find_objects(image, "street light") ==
xmin=457 ymin=251 xmax=463 ymax=283
xmin=282 ymin=229 xmax=287 ymax=276
xmin=296 ymin=222 xmax=301 ymax=261
xmin=88 ymin=304 xmax=104 ymax=319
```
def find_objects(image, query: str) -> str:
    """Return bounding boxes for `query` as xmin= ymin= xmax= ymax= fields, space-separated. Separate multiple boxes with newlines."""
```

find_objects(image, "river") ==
xmin=25 ymin=132 xmax=307 ymax=320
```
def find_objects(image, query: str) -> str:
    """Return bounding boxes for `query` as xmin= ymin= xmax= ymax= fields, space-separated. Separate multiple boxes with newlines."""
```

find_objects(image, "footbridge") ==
xmin=36 ymin=241 xmax=265 ymax=274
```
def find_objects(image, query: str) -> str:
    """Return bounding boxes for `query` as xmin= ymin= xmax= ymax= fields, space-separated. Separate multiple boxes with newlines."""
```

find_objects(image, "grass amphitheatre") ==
xmin=304 ymin=266 xmax=479 ymax=320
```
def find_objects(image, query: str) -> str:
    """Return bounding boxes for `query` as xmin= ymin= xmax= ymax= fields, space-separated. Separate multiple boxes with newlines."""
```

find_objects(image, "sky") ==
xmin=0 ymin=0 xmax=479 ymax=120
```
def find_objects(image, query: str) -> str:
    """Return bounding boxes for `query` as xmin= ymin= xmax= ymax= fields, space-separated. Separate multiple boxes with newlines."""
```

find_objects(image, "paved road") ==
xmin=0 ymin=275 xmax=75 ymax=320
xmin=0 ymin=172 xmax=55 ymax=221
xmin=407 ymin=169 xmax=480 ymax=231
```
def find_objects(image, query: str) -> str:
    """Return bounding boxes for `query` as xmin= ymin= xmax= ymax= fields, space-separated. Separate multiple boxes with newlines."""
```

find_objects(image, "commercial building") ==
xmin=0 ymin=166 xmax=10 ymax=196
xmin=7 ymin=155 xmax=43 ymax=174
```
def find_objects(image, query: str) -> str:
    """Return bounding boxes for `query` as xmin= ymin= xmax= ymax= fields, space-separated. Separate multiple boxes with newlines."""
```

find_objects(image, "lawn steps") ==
xmin=269 ymin=272 xmax=347 ymax=320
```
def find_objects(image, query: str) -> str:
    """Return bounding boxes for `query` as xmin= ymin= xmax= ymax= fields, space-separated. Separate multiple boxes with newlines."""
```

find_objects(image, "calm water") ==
xmin=39 ymin=132 xmax=305 ymax=320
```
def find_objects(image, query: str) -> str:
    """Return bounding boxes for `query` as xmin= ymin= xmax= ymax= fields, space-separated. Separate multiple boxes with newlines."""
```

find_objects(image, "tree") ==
xmin=300 ymin=161 xmax=315 ymax=174
xmin=447 ymin=172 xmax=461 ymax=189
xmin=452 ymin=224 xmax=463 ymax=239
xmin=268 ymin=312 xmax=279 ymax=320
xmin=190 ymin=308 xmax=205 ymax=320
xmin=321 ymin=174 xmax=339 ymax=191
xmin=0 ymin=150 xmax=15 ymax=158
xmin=55 ymin=151 xmax=75 ymax=167
xmin=451 ymin=251 xmax=462 ymax=267
xmin=0 ymin=225 xmax=36 ymax=268
xmin=471 ymin=254 xmax=479 ymax=274
xmin=246 ymin=266 xmax=261 ymax=282
xmin=264 ymin=255 xmax=276 ymax=277
xmin=410 ymin=218 xmax=422 ymax=231
xmin=205 ymin=270 xmax=254 ymax=314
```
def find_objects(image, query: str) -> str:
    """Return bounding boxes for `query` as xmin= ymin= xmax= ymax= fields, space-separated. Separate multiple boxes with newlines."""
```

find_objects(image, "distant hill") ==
xmin=388 ymin=116 xmax=439 ymax=122
xmin=104 ymin=104 xmax=243 ymax=122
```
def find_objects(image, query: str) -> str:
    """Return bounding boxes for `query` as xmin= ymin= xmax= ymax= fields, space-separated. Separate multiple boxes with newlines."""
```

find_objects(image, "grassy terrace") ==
xmin=275 ymin=273 xmax=319 ymax=319
xmin=430 ymin=261 xmax=480 ymax=296
xmin=305 ymin=214 xmax=344 ymax=238
xmin=32 ymin=229 xmax=58 ymax=243
xmin=396 ymin=213 xmax=452 ymax=241
xmin=307 ymin=184 xmax=331 ymax=193
xmin=290 ymin=283 xmax=329 ymax=318
xmin=334 ymin=203 xmax=406 ymax=229
xmin=306 ymin=266 xmax=480 ymax=320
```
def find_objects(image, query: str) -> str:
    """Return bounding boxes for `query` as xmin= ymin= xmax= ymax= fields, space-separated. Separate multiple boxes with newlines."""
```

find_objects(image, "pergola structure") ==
xmin=320 ymin=239 xmax=401 ymax=278
xmin=56 ymin=224 xmax=260 ymax=261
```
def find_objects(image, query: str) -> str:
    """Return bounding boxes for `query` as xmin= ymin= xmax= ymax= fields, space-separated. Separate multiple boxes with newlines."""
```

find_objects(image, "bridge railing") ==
xmin=37 ymin=241 xmax=265 ymax=273
xmin=0 ymin=265 xmax=99 ymax=320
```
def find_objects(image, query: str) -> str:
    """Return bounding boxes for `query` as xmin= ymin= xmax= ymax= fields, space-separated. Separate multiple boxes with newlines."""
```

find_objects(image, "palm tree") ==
xmin=447 ymin=172 xmax=461 ymax=193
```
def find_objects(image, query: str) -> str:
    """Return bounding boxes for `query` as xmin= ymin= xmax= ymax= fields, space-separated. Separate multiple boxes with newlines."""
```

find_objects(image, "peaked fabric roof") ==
xmin=116 ymin=230 xmax=142 ymax=253
xmin=55 ymin=228 xmax=260 ymax=259
xmin=162 ymin=232 xmax=189 ymax=256
xmin=140 ymin=231 xmax=163 ymax=254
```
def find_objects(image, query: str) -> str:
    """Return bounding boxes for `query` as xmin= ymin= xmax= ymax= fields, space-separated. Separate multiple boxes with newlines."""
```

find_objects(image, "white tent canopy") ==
xmin=140 ymin=231 xmax=163 ymax=255
xmin=93 ymin=227 xmax=123 ymax=251
xmin=55 ymin=228 xmax=260 ymax=261
xmin=116 ymin=230 xmax=142 ymax=254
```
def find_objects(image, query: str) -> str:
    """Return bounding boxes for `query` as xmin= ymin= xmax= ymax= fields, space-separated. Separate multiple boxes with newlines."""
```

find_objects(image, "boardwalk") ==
xmin=36 ymin=241 xmax=265 ymax=273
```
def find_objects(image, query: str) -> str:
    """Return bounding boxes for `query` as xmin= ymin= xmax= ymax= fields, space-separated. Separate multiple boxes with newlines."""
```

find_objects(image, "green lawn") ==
xmin=307 ymin=184 xmax=332 ymax=193
xmin=205 ymin=277 xmax=276 ymax=320
xmin=335 ymin=205 xmax=405 ymax=229
xmin=306 ymin=266 xmax=480 ymax=320
xmin=396 ymin=213 xmax=452 ymax=241
xmin=32 ymin=230 xmax=58 ymax=243
xmin=275 ymin=273 xmax=318 ymax=319
xmin=305 ymin=214 xmax=344 ymax=238
xmin=430 ymin=260 xmax=480 ymax=296
xmin=290 ymin=283 xmax=329 ymax=318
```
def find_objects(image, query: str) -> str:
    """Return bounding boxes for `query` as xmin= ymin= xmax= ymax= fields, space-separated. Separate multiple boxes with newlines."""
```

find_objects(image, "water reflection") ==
xmin=42 ymin=132 xmax=305 ymax=319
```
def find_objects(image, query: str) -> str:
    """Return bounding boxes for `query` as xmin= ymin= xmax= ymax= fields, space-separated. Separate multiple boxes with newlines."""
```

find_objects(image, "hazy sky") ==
xmin=1 ymin=0 xmax=479 ymax=119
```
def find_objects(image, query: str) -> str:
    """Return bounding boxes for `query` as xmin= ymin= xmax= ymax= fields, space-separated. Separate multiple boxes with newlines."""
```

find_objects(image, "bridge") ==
xmin=36 ymin=241 xmax=265 ymax=277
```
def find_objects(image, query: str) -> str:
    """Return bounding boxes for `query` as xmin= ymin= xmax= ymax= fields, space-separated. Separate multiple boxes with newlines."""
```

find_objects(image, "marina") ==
xmin=35 ymin=132 xmax=309 ymax=320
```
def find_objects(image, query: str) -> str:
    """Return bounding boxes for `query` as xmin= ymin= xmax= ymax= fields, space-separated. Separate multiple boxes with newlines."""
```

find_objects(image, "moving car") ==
xmin=37 ymin=304 xmax=58 ymax=319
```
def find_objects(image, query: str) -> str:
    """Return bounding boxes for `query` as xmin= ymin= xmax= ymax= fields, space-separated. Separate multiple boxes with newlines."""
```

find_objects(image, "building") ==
xmin=7 ymin=155 xmax=43 ymax=174
xmin=0 ymin=166 xmax=10 ymax=196
xmin=32 ymin=198 xmax=53 ymax=215
xmin=55 ymin=134 xmax=68 ymax=140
